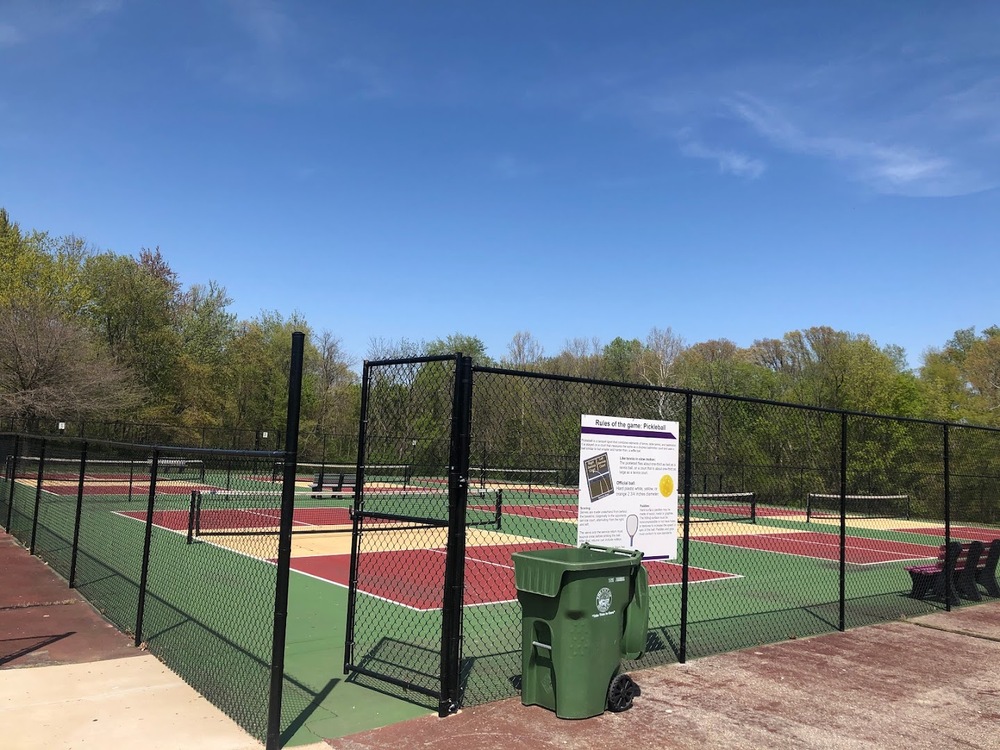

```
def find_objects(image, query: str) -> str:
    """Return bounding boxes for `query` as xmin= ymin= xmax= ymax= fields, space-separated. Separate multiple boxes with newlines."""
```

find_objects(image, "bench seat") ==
xmin=310 ymin=471 xmax=356 ymax=497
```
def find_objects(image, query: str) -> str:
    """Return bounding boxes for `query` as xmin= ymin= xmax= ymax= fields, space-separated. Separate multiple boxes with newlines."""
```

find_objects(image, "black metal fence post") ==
xmin=943 ymin=424 xmax=952 ymax=613
xmin=839 ymin=413 xmax=848 ymax=632
xmin=28 ymin=439 xmax=47 ymax=554
xmin=134 ymin=449 xmax=160 ymax=646
xmin=679 ymin=393 xmax=694 ymax=664
xmin=344 ymin=361 xmax=372 ymax=674
xmin=4 ymin=434 xmax=20 ymax=531
xmin=439 ymin=354 xmax=473 ymax=716
xmin=265 ymin=331 xmax=305 ymax=750
xmin=68 ymin=442 xmax=88 ymax=588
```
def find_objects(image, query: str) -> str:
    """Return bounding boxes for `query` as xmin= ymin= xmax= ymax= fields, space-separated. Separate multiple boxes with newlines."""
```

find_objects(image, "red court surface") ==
xmin=895 ymin=526 xmax=1000 ymax=543
xmin=694 ymin=530 xmax=940 ymax=565
xmin=286 ymin=542 xmax=740 ymax=611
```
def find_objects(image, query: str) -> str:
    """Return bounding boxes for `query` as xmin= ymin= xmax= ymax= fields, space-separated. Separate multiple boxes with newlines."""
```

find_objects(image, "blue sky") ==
xmin=2 ymin=1 xmax=998 ymax=369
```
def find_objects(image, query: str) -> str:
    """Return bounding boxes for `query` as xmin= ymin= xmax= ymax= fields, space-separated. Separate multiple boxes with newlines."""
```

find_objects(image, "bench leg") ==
xmin=934 ymin=579 xmax=961 ymax=606
xmin=908 ymin=571 xmax=934 ymax=600
xmin=978 ymin=573 xmax=1000 ymax=598
xmin=956 ymin=579 xmax=982 ymax=601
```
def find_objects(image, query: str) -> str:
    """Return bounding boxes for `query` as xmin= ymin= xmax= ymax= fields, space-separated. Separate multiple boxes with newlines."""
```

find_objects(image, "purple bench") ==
xmin=906 ymin=540 xmax=982 ymax=605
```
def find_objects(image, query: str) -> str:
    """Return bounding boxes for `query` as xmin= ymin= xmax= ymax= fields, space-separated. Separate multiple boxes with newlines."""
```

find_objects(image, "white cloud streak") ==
xmin=677 ymin=135 xmax=765 ymax=179
xmin=491 ymin=154 xmax=541 ymax=180
xmin=726 ymin=93 xmax=995 ymax=197
xmin=0 ymin=24 xmax=22 ymax=47
xmin=0 ymin=0 xmax=123 ymax=48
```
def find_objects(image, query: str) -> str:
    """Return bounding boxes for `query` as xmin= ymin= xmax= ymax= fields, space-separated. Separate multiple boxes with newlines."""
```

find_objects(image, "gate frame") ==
xmin=343 ymin=354 xmax=472 ymax=716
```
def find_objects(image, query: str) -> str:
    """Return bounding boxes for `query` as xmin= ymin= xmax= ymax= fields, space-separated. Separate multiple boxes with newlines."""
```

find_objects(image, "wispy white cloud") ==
xmin=83 ymin=0 xmax=123 ymax=13
xmin=0 ymin=0 xmax=123 ymax=48
xmin=594 ymin=13 xmax=1000 ymax=198
xmin=330 ymin=57 xmax=392 ymax=100
xmin=726 ymin=93 xmax=993 ymax=197
xmin=226 ymin=0 xmax=293 ymax=51
xmin=0 ymin=24 xmax=22 ymax=48
xmin=677 ymin=132 xmax=765 ymax=179
xmin=209 ymin=0 xmax=301 ymax=99
xmin=209 ymin=0 xmax=392 ymax=102
xmin=490 ymin=154 xmax=539 ymax=180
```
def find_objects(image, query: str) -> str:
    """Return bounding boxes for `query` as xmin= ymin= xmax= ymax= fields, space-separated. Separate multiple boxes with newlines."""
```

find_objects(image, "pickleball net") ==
xmin=188 ymin=486 xmax=503 ymax=539
xmin=806 ymin=493 xmax=910 ymax=521
xmin=683 ymin=492 xmax=757 ymax=523
xmin=7 ymin=454 xmax=206 ymax=483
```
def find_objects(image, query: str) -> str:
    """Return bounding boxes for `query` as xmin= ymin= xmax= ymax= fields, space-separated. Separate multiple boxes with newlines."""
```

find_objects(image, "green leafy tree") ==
xmin=78 ymin=250 xmax=183 ymax=413
xmin=223 ymin=311 xmax=315 ymax=436
xmin=919 ymin=326 xmax=1000 ymax=425
xmin=424 ymin=333 xmax=494 ymax=366
xmin=750 ymin=326 xmax=917 ymax=415
xmin=601 ymin=337 xmax=643 ymax=382
xmin=171 ymin=281 xmax=239 ymax=428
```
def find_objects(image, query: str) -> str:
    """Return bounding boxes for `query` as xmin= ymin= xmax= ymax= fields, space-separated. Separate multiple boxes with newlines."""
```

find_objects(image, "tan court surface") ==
xmin=3 ymin=530 xmax=1000 ymax=750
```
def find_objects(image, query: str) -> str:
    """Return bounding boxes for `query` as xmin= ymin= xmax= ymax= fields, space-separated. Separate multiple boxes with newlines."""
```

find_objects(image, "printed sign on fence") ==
xmin=578 ymin=414 xmax=678 ymax=560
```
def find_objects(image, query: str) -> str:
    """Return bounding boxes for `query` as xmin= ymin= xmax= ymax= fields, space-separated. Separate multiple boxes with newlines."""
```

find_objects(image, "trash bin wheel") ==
xmin=607 ymin=673 xmax=640 ymax=712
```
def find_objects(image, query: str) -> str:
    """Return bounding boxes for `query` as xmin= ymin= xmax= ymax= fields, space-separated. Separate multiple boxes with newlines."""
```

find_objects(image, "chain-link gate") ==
xmin=344 ymin=355 xmax=473 ymax=715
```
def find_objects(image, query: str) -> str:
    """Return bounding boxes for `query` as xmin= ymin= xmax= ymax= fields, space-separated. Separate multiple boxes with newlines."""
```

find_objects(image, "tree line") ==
xmin=2 ymin=207 xmax=998 ymax=460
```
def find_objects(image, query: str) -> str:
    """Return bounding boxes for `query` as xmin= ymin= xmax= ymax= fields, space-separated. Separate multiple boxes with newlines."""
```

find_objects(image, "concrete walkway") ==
xmin=0 ymin=534 xmax=292 ymax=750
xmin=1 ymin=656 xmax=268 ymax=750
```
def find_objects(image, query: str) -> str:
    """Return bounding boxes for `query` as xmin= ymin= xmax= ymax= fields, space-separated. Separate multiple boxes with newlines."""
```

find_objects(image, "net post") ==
xmin=494 ymin=488 xmax=503 ymax=530
xmin=750 ymin=492 xmax=757 ymax=524
xmin=187 ymin=490 xmax=198 ymax=544
xmin=128 ymin=458 xmax=135 ymax=503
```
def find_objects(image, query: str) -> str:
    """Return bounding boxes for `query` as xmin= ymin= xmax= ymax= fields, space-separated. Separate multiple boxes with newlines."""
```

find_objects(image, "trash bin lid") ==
xmin=512 ymin=545 xmax=641 ymax=598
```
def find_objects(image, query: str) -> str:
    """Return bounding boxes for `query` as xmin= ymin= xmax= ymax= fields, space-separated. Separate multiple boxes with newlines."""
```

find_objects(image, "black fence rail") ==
xmin=344 ymin=357 xmax=1000 ymax=713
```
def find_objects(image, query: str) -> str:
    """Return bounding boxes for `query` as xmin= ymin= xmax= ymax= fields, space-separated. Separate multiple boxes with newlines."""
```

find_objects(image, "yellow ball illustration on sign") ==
xmin=658 ymin=474 xmax=674 ymax=497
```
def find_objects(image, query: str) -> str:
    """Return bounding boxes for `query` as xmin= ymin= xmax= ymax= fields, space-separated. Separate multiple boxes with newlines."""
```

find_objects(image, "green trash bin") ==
xmin=512 ymin=543 xmax=648 ymax=719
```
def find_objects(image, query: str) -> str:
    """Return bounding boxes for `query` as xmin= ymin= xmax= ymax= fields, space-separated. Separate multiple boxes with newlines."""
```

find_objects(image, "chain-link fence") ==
xmin=344 ymin=358 xmax=1000 ymax=713
xmin=0 ymin=435 xmax=296 ymax=742
xmin=6 ymin=351 xmax=998 ymax=731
